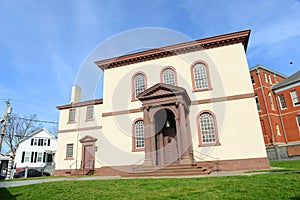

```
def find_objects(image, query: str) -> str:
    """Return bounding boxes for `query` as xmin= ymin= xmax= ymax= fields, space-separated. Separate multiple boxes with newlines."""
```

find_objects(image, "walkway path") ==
xmin=1 ymin=170 xmax=299 ymax=188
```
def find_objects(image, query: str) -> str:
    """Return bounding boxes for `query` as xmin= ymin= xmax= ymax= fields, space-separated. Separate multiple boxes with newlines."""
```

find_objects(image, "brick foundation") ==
xmin=54 ymin=157 xmax=270 ymax=177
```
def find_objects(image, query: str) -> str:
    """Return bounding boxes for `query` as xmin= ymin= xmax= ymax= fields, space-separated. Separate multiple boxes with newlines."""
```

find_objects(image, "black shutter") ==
xmin=34 ymin=152 xmax=37 ymax=163
xmin=21 ymin=152 xmax=25 ymax=163
xmin=31 ymin=139 xmax=34 ymax=146
xmin=43 ymin=152 xmax=46 ymax=163
xmin=48 ymin=139 xmax=50 ymax=146
xmin=31 ymin=152 xmax=34 ymax=163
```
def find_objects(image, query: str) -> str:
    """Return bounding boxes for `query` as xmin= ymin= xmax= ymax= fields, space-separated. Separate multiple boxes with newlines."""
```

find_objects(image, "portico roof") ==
xmin=138 ymin=83 xmax=191 ymax=105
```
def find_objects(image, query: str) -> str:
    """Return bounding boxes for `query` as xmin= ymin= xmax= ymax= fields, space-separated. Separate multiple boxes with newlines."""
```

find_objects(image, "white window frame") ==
xmin=268 ymin=74 xmax=272 ymax=84
xmin=43 ymin=139 xmax=48 ymax=146
xmin=290 ymin=90 xmax=300 ymax=107
xmin=69 ymin=109 xmax=76 ymax=123
xmin=255 ymin=94 xmax=261 ymax=111
xmin=275 ymin=124 xmax=281 ymax=136
xmin=66 ymin=144 xmax=74 ymax=158
xmin=37 ymin=152 xmax=43 ymax=162
xmin=297 ymin=115 xmax=300 ymax=133
xmin=86 ymin=106 xmax=94 ymax=120
xmin=134 ymin=74 xmax=146 ymax=98
xmin=135 ymin=120 xmax=144 ymax=149
xmin=34 ymin=138 xmax=38 ymax=146
xmin=268 ymin=92 xmax=275 ymax=110
xmin=24 ymin=152 xmax=31 ymax=163
xmin=200 ymin=113 xmax=216 ymax=144
xmin=278 ymin=94 xmax=287 ymax=110
xmin=264 ymin=73 xmax=268 ymax=83
xmin=162 ymin=68 xmax=175 ymax=86
xmin=193 ymin=63 xmax=209 ymax=90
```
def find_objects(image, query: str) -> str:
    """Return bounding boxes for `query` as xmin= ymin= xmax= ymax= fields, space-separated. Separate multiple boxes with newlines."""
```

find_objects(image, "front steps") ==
xmin=125 ymin=164 xmax=212 ymax=177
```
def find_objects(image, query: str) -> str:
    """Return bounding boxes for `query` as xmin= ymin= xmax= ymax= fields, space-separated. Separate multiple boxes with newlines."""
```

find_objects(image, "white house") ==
xmin=55 ymin=30 xmax=270 ymax=177
xmin=14 ymin=128 xmax=57 ymax=174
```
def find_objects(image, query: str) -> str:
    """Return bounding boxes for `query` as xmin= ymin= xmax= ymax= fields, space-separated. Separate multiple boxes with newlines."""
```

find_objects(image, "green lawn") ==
xmin=1 ymin=160 xmax=299 ymax=200
xmin=270 ymin=159 xmax=300 ymax=170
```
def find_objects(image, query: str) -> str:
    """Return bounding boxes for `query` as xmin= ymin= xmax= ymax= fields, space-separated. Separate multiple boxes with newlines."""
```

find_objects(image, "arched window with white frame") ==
xmin=132 ymin=119 xmax=144 ymax=151
xmin=162 ymin=67 xmax=176 ymax=86
xmin=191 ymin=62 xmax=211 ymax=91
xmin=198 ymin=111 xmax=219 ymax=146
xmin=133 ymin=73 xmax=146 ymax=99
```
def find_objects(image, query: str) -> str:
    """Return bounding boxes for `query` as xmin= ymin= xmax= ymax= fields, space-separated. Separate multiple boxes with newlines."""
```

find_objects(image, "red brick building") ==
xmin=250 ymin=65 xmax=300 ymax=159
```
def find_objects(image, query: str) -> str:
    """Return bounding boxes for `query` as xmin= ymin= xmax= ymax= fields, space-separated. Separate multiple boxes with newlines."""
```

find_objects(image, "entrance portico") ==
xmin=138 ymin=83 xmax=194 ymax=166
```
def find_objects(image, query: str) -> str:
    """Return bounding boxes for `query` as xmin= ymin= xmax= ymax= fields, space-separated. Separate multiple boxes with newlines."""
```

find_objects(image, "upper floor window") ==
xmin=31 ymin=138 xmax=50 ymax=146
xmin=297 ymin=115 xmax=300 ymax=132
xmin=290 ymin=90 xmax=300 ymax=106
xmin=268 ymin=92 xmax=275 ymax=110
xmin=69 ymin=109 xmax=76 ymax=123
xmin=278 ymin=94 xmax=287 ymax=109
xmin=251 ymin=75 xmax=255 ymax=84
xmin=255 ymin=94 xmax=261 ymax=111
xmin=134 ymin=120 xmax=144 ymax=149
xmin=86 ymin=106 xmax=94 ymax=120
xmin=192 ymin=62 xmax=211 ymax=91
xmin=198 ymin=111 xmax=219 ymax=146
xmin=264 ymin=73 xmax=268 ymax=83
xmin=66 ymin=144 xmax=74 ymax=158
xmin=133 ymin=73 xmax=146 ymax=99
xmin=161 ymin=67 xmax=176 ymax=86
xmin=268 ymin=74 xmax=272 ymax=84
xmin=275 ymin=124 xmax=281 ymax=136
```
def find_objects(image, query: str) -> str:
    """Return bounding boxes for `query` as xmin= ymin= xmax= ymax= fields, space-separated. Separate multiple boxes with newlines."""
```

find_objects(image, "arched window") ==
xmin=162 ymin=68 xmax=176 ymax=86
xmin=198 ymin=111 xmax=219 ymax=146
xmin=191 ymin=62 xmax=211 ymax=91
xmin=133 ymin=120 xmax=144 ymax=151
xmin=133 ymin=73 xmax=146 ymax=99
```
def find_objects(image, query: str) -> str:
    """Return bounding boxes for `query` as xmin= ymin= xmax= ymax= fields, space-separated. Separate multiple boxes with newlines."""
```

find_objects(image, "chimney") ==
xmin=71 ymin=85 xmax=81 ymax=103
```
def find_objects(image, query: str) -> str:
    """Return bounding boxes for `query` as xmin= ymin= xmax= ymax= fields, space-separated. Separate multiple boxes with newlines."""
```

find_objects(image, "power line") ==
xmin=13 ymin=117 xmax=58 ymax=125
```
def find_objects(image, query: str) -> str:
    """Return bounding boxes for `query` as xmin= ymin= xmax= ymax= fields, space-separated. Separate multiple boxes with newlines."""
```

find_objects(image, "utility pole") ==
xmin=0 ymin=100 xmax=11 ymax=154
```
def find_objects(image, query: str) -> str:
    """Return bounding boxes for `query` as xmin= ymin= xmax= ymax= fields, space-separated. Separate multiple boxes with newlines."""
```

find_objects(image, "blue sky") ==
xmin=0 ymin=0 xmax=300 ymax=136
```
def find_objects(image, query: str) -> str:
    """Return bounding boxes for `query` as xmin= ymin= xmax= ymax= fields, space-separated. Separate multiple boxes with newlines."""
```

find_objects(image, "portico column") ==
xmin=179 ymin=102 xmax=192 ymax=164
xmin=143 ymin=107 xmax=153 ymax=166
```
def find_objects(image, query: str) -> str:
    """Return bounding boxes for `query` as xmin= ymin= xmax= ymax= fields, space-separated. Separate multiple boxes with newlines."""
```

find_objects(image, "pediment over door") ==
xmin=79 ymin=135 xmax=97 ymax=143
xmin=137 ymin=83 xmax=191 ymax=105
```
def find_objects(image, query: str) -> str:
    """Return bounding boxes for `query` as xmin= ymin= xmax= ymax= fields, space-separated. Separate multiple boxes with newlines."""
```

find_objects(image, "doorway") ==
xmin=154 ymin=109 xmax=179 ymax=165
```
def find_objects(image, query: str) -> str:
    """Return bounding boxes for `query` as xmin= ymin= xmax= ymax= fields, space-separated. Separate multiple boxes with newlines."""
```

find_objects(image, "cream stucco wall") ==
xmin=56 ymin=42 xmax=267 ymax=171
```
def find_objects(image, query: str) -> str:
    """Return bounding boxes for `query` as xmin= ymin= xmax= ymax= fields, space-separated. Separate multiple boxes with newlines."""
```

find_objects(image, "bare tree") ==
xmin=48 ymin=125 xmax=58 ymax=137
xmin=2 ymin=114 xmax=42 ymax=159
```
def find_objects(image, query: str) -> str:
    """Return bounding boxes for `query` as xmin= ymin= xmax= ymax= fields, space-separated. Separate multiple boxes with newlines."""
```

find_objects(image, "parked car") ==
xmin=0 ymin=174 xmax=6 ymax=180
xmin=14 ymin=169 xmax=50 ymax=178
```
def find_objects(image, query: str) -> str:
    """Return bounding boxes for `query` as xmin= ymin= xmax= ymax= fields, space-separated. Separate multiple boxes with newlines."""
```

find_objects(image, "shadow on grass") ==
xmin=0 ymin=188 xmax=17 ymax=200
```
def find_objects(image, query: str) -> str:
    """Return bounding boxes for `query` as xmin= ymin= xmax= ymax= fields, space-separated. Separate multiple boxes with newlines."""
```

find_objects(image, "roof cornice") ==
xmin=57 ymin=99 xmax=103 ymax=110
xmin=95 ymin=29 xmax=251 ymax=70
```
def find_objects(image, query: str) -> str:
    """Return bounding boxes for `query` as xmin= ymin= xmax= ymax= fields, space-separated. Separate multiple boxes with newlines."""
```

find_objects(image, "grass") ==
xmin=1 ymin=173 xmax=300 ymax=200
xmin=1 ymin=160 xmax=299 ymax=199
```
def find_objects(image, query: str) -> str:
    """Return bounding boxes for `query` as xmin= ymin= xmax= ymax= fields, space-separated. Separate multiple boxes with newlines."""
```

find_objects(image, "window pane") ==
xmin=291 ymin=91 xmax=300 ymax=106
xmin=69 ymin=109 xmax=76 ymax=122
xmin=86 ymin=106 xmax=94 ymax=120
xmin=135 ymin=74 xmax=145 ymax=97
xmin=278 ymin=94 xmax=287 ymax=109
xmin=163 ymin=68 xmax=175 ymax=86
xmin=194 ymin=63 xmax=208 ymax=89
xmin=255 ymin=94 xmax=261 ymax=111
xmin=25 ymin=152 xmax=31 ymax=163
xmin=37 ymin=152 xmax=43 ymax=162
xmin=67 ymin=144 xmax=73 ymax=158
xmin=135 ymin=121 xmax=144 ymax=148
xmin=200 ymin=113 xmax=216 ymax=143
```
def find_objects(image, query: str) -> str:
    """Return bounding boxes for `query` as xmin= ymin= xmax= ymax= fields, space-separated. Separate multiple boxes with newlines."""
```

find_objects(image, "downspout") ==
xmin=256 ymin=69 xmax=276 ymax=147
